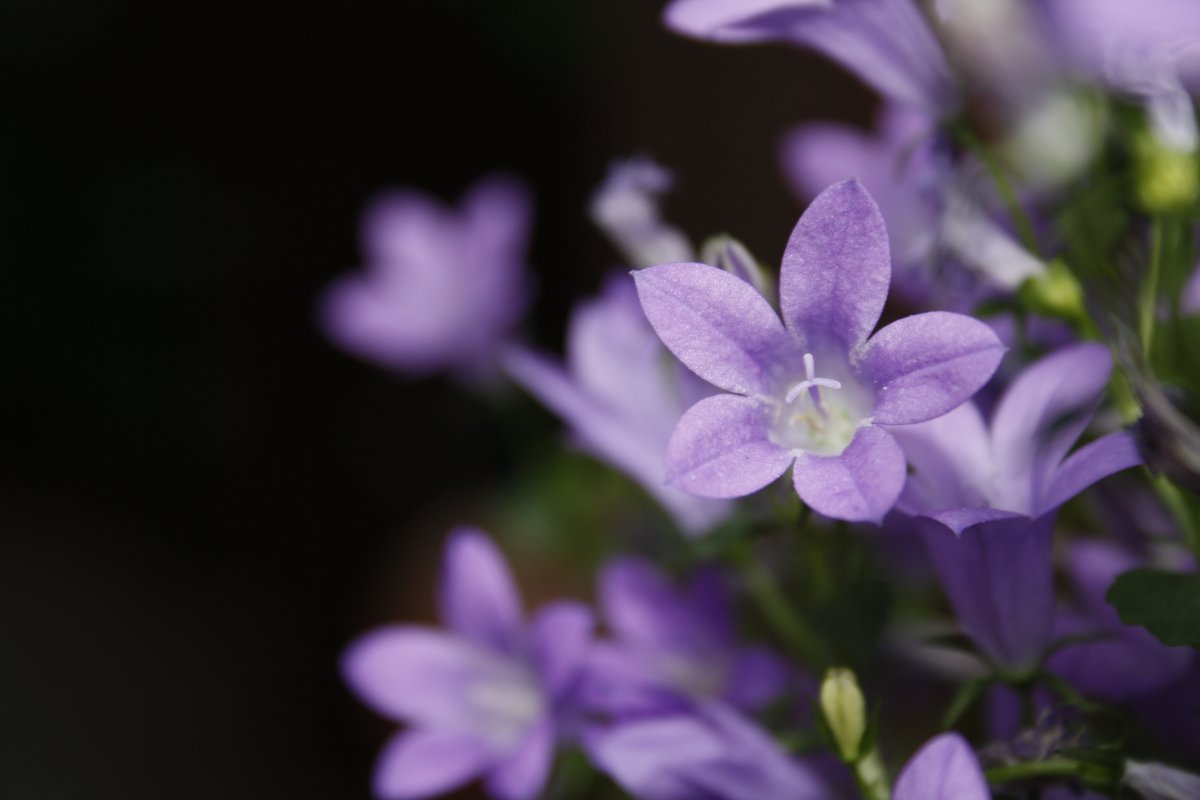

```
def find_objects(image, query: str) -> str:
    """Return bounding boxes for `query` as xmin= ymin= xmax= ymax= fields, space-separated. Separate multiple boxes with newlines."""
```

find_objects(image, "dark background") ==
xmin=0 ymin=2 xmax=868 ymax=797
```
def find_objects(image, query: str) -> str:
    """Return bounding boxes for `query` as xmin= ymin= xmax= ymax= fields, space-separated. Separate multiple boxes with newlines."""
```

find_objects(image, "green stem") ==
xmin=985 ymin=758 xmax=1083 ymax=785
xmin=739 ymin=553 xmax=824 ymax=667
xmin=1141 ymin=218 xmax=1164 ymax=359
xmin=853 ymin=748 xmax=891 ymax=800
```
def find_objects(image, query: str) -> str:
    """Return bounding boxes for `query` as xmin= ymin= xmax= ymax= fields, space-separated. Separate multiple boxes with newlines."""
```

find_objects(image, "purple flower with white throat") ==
xmin=663 ymin=0 xmax=959 ymax=115
xmin=585 ymin=557 xmax=788 ymax=714
xmin=892 ymin=343 xmax=1143 ymax=671
xmin=319 ymin=175 xmax=532 ymax=378
xmin=633 ymin=180 xmax=1005 ymax=523
xmin=341 ymin=528 xmax=592 ymax=800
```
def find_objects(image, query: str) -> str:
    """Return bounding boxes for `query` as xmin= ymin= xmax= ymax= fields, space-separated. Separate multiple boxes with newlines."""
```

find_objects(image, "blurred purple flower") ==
xmin=892 ymin=343 xmax=1143 ymax=670
xmin=319 ymin=175 xmax=533 ymax=378
xmin=590 ymin=157 xmax=694 ymax=269
xmin=586 ymin=700 xmax=832 ymax=800
xmin=893 ymin=732 xmax=989 ymax=800
xmin=503 ymin=275 xmax=732 ymax=534
xmin=663 ymin=0 xmax=958 ymax=115
xmin=1048 ymin=540 xmax=1194 ymax=700
xmin=584 ymin=557 xmax=789 ymax=715
xmin=782 ymin=105 xmax=1044 ymax=306
xmin=341 ymin=528 xmax=592 ymax=800
xmin=633 ymin=179 xmax=1004 ymax=522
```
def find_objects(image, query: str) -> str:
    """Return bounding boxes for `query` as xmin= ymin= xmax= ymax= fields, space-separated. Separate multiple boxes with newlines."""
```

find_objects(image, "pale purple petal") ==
xmin=724 ymin=646 xmax=791 ymax=709
xmin=633 ymin=263 xmax=794 ymax=396
xmin=919 ymin=512 xmax=1055 ymax=671
xmin=990 ymin=343 xmax=1112 ymax=513
xmin=440 ymin=527 xmax=524 ymax=653
xmin=861 ymin=311 xmax=1005 ymax=425
xmin=373 ymin=729 xmax=492 ymax=799
xmin=532 ymin=601 xmax=593 ymax=702
xmin=1184 ymin=261 xmax=1200 ymax=315
xmin=341 ymin=627 xmax=510 ymax=729
xmin=587 ymin=715 xmax=724 ymax=800
xmin=1039 ymin=431 xmax=1142 ymax=514
xmin=663 ymin=0 xmax=829 ymax=44
xmin=600 ymin=558 xmax=732 ymax=652
xmin=792 ymin=425 xmax=906 ymax=522
xmin=485 ymin=719 xmax=556 ymax=800
xmin=780 ymin=179 xmax=891 ymax=351
xmin=889 ymin=403 xmax=992 ymax=514
xmin=665 ymin=394 xmax=794 ymax=498
xmin=893 ymin=733 xmax=988 ymax=800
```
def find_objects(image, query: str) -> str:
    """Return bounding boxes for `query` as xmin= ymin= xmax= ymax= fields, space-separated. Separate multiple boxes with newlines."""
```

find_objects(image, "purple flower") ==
xmin=586 ymin=700 xmax=832 ymax=800
xmin=893 ymin=732 xmax=989 ymax=800
xmin=663 ymin=0 xmax=959 ymax=115
xmin=503 ymin=275 xmax=731 ymax=534
xmin=319 ymin=175 xmax=533 ymax=378
xmin=633 ymin=179 xmax=1005 ymax=522
xmin=590 ymin=157 xmax=694 ymax=269
xmin=892 ymin=343 xmax=1143 ymax=670
xmin=341 ymin=528 xmax=592 ymax=799
xmin=585 ymin=557 xmax=789 ymax=714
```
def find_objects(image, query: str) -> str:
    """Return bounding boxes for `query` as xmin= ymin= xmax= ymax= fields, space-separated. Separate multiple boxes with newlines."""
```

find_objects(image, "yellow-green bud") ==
xmin=1134 ymin=129 xmax=1199 ymax=213
xmin=1018 ymin=259 xmax=1086 ymax=322
xmin=820 ymin=667 xmax=867 ymax=762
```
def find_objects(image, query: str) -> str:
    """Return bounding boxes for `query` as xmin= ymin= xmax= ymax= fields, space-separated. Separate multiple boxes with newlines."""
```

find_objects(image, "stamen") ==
xmin=785 ymin=353 xmax=842 ymax=404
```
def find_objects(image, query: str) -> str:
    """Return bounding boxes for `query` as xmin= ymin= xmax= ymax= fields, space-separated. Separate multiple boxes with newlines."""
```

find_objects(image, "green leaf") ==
xmin=1106 ymin=568 xmax=1200 ymax=649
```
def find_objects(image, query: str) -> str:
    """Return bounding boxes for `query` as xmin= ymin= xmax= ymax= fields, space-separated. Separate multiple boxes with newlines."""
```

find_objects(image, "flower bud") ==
xmin=820 ymin=667 xmax=867 ymax=762
xmin=700 ymin=234 xmax=773 ymax=298
xmin=1133 ymin=129 xmax=1199 ymax=213
xmin=1017 ymin=259 xmax=1085 ymax=322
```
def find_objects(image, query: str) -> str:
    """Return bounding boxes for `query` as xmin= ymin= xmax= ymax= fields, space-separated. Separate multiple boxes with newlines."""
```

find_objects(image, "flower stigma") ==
xmin=771 ymin=353 xmax=864 ymax=456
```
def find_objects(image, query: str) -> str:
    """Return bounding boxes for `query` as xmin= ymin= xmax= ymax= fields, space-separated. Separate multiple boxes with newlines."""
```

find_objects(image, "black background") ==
xmin=0 ymin=2 xmax=868 ymax=797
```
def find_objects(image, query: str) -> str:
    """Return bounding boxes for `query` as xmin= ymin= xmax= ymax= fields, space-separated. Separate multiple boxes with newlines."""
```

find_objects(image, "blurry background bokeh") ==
xmin=0 ymin=2 xmax=869 ymax=797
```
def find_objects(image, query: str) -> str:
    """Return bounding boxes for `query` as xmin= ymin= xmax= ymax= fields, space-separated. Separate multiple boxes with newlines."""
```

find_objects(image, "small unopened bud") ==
xmin=700 ymin=234 xmax=773 ymax=297
xmin=1018 ymin=259 xmax=1085 ymax=322
xmin=1123 ymin=760 xmax=1200 ymax=800
xmin=820 ymin=667 xmax=867 ymax=762
xmin=1133 ymin=129 xmax=1199 ymax=213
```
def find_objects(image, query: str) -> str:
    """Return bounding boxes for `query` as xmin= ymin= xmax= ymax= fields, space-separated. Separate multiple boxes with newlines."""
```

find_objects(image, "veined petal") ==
xmin=780 ymin=180 xmax=891 ymax=352
xmin=792 ymin=425 xmax=905 ymax=523
xmin=440 ymin=528 xmax=525 ymax=653
xmin=373 ymin=729 xmax=492 ymax=800
xmin=485 ymin=718 xmax=556 ymax=800
xmin=532 ymin=601 xmax=593 ymax=702
xmin=1039 ymin=431 xmax=1142 ymax=514
xmin=665 ymin=395 xmax=794 ymax=498
xmin=633 ymin=263 xmax=794 ymax=396
xmin=919 ymin=512 xmax=1055 ymax=671
xmin=893 ymin=733 xmax=988 ymax=800
xmin=861 ymin=311 xmax=1005 ymax=425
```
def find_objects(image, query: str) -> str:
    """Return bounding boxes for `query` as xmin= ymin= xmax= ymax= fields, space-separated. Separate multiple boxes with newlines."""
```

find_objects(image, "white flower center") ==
xmin=466 ymin=661 xmax=546 ymax=751
xmin=770 ymin=352 xmax=867 ymax=456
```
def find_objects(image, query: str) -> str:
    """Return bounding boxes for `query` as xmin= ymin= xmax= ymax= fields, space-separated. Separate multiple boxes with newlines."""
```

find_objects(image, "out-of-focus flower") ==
xmin=892 ymin=733 xmax=989 ymax=800
xmin=590 ymin=157 xmax=693 ymax=269
xmin=584 ymin=557 xmax=788 ymax=714
xmin=892 ymin=343 xmax=1143 ymax=671
xmin=503 ymin=276 xmax=731 ymax=534
xmin=586 ymin=700 xmax=832 ymax=800
xmin=633 ymin=180 xmax=1004 ymax=522
xmin=663 ymin=0 xmax=959 ymax=115
xmin=782 ymin=106 xmax=1044 ymax=306
xmin=341 ymin=528 xmax=592 ymax=800
xmin=319 ymin=175 xmax=533 ymax=378
xmin=1048 ymin=540 xmax=1194 ymax=700
xmin=1123 ymin=760 xmax=1200 ymax=800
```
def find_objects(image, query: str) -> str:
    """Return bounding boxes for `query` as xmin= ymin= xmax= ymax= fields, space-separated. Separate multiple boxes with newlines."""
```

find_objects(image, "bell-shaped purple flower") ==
xmin=341 ymin=528 xmax=593 ymax=800
xmin=633 ymin=180 xmax=1005 ymax=523
xmin=584 ymin=557 xmax=789 ymax=714
xmin=892 ymin=343 xmax=1143 ymax=671
xmin=893 ymin=733 xmax=989 ymax=800
xmin=663 ymin=0 xmax=959 ymax=115
xmin=504 ymin=276 xmax=731 ymax=534
xmin=319 ymin=175 xmax=533 ymax=378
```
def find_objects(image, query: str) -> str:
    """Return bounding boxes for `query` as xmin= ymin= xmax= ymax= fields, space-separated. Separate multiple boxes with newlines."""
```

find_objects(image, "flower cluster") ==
xmin=323 ymin=2 xmax=1200 ymax=798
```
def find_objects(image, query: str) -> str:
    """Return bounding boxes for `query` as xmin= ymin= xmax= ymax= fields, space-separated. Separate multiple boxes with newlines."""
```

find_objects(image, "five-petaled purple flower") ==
xmin=633 ymin=180 xmax=1005 ymax=522
xmin=892 ymin=343 xmax=1143 ymax=671
xmin=319 ymin=175 xmax=533 ymax=378
xmin=341 ymin=527 xmax=592 ymax=799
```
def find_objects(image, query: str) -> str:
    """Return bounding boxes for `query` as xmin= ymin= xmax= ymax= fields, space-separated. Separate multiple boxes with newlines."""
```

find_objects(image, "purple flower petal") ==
xmin=919 ymin=512 xmax=1055 ymax=671
xmin=725 ymin=645 xmax=791 ymax=709
xmin=861 ymin=311 xmax=1005 ymax=425
xmin=485 ymin=718 xmax=556 ymax=800
xmin=633 ymin=263 xmax=794 ymax=396
xmin=792 ymin=425 xmax=905 ymax=522
xmin=665 ymin=394 xmax=795 ymax=498
xmin=889 ymin=403 xmax=992 ymax=513
xmin=587 ymin=714 xmax=724 ymax=800
xmin=893 ymin=733 xmax=988 ymax=800
xmin=440 ymin=527 xmax=525 ymax=653
xmin=600 ymin=558 xmax=732 ymax=653
xmin=532 ymin=601 xmax=594 ymax=702
xmin=663 ymin=0 xmax=828 ymax=44
xmin=1040 ymin=431 xmax=1142 ymax=513
xmin=372 ymin=729 xmax=492 ymax=800
xmin=780 ymin=179 xmax=891 ymax=352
